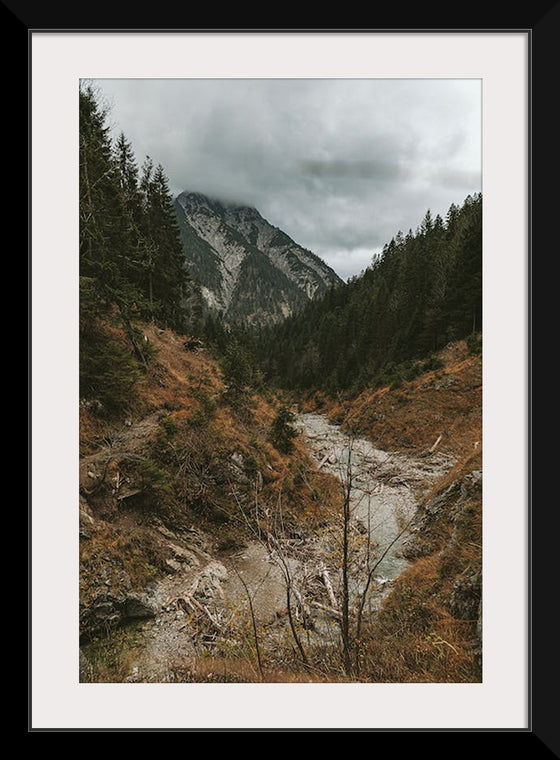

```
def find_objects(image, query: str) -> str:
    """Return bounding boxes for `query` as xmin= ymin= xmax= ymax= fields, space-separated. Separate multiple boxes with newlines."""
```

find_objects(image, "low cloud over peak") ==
xmin=95 ymin=78 xmax=481 ymax=280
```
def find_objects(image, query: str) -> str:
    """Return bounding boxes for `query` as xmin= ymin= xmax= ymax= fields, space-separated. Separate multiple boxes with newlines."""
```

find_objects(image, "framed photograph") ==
xmin=30 ymin=28 xmax=531 ymax=733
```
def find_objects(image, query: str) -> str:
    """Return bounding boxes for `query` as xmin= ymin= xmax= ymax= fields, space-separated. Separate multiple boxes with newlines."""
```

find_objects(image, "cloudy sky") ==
xmin=92 ymin=78 xmax=481 ymax=281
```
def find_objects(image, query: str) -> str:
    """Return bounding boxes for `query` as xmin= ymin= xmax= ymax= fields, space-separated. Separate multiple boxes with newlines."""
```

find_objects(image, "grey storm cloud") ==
xmin=94 ymin=78 xmax=481 ymax=281
xmin=299 ymin=159 xmax=403 ymax=181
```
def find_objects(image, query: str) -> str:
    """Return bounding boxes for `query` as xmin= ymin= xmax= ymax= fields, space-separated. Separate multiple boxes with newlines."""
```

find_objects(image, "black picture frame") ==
xmin=25 ymin=12 xmax=546 ymax=743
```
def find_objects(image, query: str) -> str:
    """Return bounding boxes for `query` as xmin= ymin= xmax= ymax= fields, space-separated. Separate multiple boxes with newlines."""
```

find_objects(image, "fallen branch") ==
xmin=317 ymin=453 xmax=331 ymax=470
xmin=429 ymin=434 xmax=443 ymax=453
xmin=292 ymin=585 xmax=314 ymax=630
xmin=166 ymin=576 xmax=222 ymax=631
xmin=318 ymin=562 xmax=339 ymax=610
xmin=308 ymin=600 xmax=342 ymax=620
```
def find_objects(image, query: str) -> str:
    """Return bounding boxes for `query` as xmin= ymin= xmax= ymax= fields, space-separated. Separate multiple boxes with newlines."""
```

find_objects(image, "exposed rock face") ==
xmin=80 ymin=588 xmax=159 ymax=637
xmin=174 ymin=191 xmax=342 ymax=325
xmin=79 ymin=649 xmax=92 ymax=682
xmin=124 ymin=592 xmax=160 ymax=620
xmin=166 ymin=542 xmax=200 ymax=568
xmin=79 ymin=495 xmax=95 ymax=539
xmin=449 ymin=569 xmax=482 ymax=621
xmin=193 ymin=562 xmax=228 ymax=605
xmin=401 ymin=486 xmax=455 ymax=560
xmin=402 ymin=471 xmax=482 ymax=561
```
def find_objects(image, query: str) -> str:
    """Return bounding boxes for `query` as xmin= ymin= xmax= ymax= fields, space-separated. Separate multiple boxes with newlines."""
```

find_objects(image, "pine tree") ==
xmin=220 ymin=339 xmax=253 ymax=396
xmin=79 ymin=84 xmax=202 ymax=415
xmin=442 ymin=194 xmax=482 ymax=336
xmin=270 ymin=406 xmax=298 ymax=454
xmin=79 ymin=85 xmax=121 ymax=293
xmin=139 ymin=161 xmax=192 ymax=330
xmin=79 ymin=85 xmax=145 ymax=314
xmin=253 ymin=194 xmax=482 ymax=394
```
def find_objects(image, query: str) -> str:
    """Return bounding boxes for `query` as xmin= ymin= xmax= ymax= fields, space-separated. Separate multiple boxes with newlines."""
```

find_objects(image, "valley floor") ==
xmin=79 ymin=329 xmax=482 ymax=683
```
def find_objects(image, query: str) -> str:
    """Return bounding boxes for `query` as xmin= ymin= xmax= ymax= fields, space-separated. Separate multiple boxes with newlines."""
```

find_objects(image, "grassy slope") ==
xmin=359 ymin=450 xmax=482 ymax=682
xmin=79 ymin=322 xmax=341 ymax=639
xmin=301 ymin=338 xmax=482 ymax=460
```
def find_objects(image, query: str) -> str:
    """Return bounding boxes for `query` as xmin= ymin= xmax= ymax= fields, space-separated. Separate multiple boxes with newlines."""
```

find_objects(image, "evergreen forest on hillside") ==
xmin=248 ymin=194 xmax=482 ymax=395
xmin=79 ymin=85 xmax=203 ymax=412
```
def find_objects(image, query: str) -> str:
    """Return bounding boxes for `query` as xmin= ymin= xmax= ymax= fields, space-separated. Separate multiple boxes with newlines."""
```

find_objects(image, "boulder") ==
xmin=79 ymin=649 xmax=92 ymax=682
xmin=165 ymin=558 xmax=183 ymax=574
xmin=193 ymin=562 xmax=228 ymax=604
xmin=80 ymin=589 xmax=157 ymax=636
xmin=231 ymin=451 xmax=245 ymax=469
xmin=181 ymin=527 xmax=211 ymax=554
xmin=228 ymin=452 xmax=250 ymax=485
xmin=203 ymin=561 xmax=228 ymax=583
xmin=85 ymin=592 xmax=125 ymax=629
xmin=156 ymin=523 xmax=179 ymax=541
xmin=124 ymin=592 xmax=158 ymax=619
xmin=167 ymin=542 xmax=200 ymax=567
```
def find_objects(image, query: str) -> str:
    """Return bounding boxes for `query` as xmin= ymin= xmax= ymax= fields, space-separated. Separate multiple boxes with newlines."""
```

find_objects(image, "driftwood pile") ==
xmin=165 ymin=576 xmax=224 ymax=647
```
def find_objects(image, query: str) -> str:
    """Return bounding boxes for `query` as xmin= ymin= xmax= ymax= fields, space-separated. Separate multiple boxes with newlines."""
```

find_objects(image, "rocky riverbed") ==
xmin=296 ymin=413 xmax=453 ymax=583
xmin=81 ymin=413 xmax=455 ymax=682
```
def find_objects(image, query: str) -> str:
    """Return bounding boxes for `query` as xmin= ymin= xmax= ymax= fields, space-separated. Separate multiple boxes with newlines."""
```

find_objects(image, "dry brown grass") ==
xmin=135 ymin=325 xmax=223 ymax=412
xmin=422 ymin=447 xmax=482 ymax=506
xmin=300 ymin=339 xmax=482 ymax=460
xmin=81 ymin=326 xmax=482 ymax=683
xmin=357 ymin=455 xmax=482 ymax=683
xmin=80 ymin=319 xmax=344 ymax=612
xmin=172 ymin=656 xmax=351 ymax=683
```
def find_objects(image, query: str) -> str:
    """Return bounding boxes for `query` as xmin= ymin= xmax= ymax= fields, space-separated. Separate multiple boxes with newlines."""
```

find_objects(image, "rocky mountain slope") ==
xmin=174 ymin=192 xmax=342 ymax=325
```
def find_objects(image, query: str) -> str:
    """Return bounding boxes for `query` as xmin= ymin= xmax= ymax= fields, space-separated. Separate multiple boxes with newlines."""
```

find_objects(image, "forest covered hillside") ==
xmin=304 ymin=337 xmax=482 ymax=461
xmin=250 ymin=194 xmax=481 ymax=396
xmin=79 ymin=85 xmax=205 ymax=359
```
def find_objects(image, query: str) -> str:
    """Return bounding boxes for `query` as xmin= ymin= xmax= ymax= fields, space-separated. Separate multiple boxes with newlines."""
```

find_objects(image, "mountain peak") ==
xmin=177 ymin=190 xmax=261 ymax=217
xmin=174 ymin=191 xmax=342 ymax=326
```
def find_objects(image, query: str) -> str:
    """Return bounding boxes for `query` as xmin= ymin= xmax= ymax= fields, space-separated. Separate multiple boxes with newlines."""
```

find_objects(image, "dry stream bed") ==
xmin=83 ymin=413 xmax=454 ymax=682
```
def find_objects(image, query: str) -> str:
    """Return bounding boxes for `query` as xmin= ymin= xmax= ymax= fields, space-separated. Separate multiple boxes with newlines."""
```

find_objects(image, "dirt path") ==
xmin=221 ymin=543 xmax=289 ymax=625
